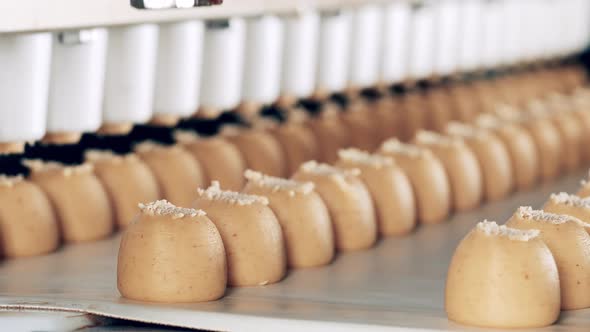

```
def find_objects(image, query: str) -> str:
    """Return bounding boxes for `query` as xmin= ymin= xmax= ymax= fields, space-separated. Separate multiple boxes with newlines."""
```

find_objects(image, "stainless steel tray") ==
xmin=1 ymin=171 xmax=589 ymax=331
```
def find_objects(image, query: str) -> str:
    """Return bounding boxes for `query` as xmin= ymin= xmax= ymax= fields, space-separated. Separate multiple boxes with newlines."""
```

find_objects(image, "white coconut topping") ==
xmin=0 ymin=175 xmax=24 ymax=188
xmin=526 ymin=99 xmax=550 ymax=117
xmin=446 ymin=122 xmax=485 ymax=139
xmin=173 ymin=130 xmax=200 ymax=144
xmin=475 ymin=114 xmax=502 ymax=129
xmin=244 ymin=170 xmax=314 ymax=196
xmin=493 ymin=104 xmax=522 ymax=122
xmin=299 ymin=161 xmax=360 ymax=177
xmin=414 ymin=130 xmax=460 ymax=147
xmin=139 ymin=200 xmax=206 ymax=219
xmin=516 ymin=206 xmax=589 ymax=227
xmin=549 ymin=192 xmax=590 ymax=209
xmin=338 ymin=148 xmax=394 ymax=169
xmin=23 ymin=159 xmax=93 ymax=177
xmin=197 ymin=181 xmax=269 ymax=206
xmin=379 ymin=139 xmax=425 ymax=158
xmin=476 ymin=220 xmax=540 ymax=241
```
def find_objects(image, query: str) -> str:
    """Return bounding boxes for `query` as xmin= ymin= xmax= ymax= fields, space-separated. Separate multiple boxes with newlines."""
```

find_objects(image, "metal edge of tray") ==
xmin=0 ymin=0 xmax=394 ymax=33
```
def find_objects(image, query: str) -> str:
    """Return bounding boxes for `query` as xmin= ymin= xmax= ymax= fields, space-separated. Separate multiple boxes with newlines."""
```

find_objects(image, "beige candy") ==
xmin=0 ymin=176 xmax=60 ymax=257
xmin=373 ymin=96 xmax=400 ymax=142
xmin=414 ymin=131 xmax=483 ymax=212
xmin=544 ymin=192 xmax=590 ymax=234
xmin=194 ymin=182 xmax=286 ymax=286
xmin=225 ymin=127 xmax=287 ymax=178
xmin=399 ymin=92 xmax=428 ymax=141
xmin=307 ymin=104 xmax=351 ymax=163
xmin=292 ymin=161 xmax=377 ymax=251
xmin=86 ymin=151 xmax=160 ymax=228
xmin=571 ymin=105 xmax=590 ymax=164
xmin=373 ymin=96 xmax=402 ymax=141
xmin=425 ymin=89 xmax=453 ymax=132
xmin=0 ymin=142 xmax=25 ymax=154
xmin=117 ymin=200 xmax=226 ymax=302
xmin=379 ymin=139 xmax=451 ymax=224
xmin=26 ymin=161 xmax=113 ymax=243
xmin=135 ymin=142 xmax=205 ymax=208
xmin=449 ymin=84 xmax=478 ymax=123
xmin=519 ymin=106 xmax=562 ymax=181
xmin=336 ymin=149 xmax=416 ymax=236
xmin=476 ymin=115 xmax=539 ymax=190
xmin=548 ymin=105 xmax=583 ymax=172
xmin=507 ymin=207 xmax=590 ymax=310
xmin=273 ymin=121 xmax=319 ymax=176
xmin=446 ymin=221 xmax=560 ymax=328
xmin=446 ymin=123 xmax=513 ymax=201
xmin=341 ymin=101 xmax=381 ymax=151
xmin=175 ymin=132 xmax=246 ymax=191
xmin=242 ymin=170 xmax=334 ymax=268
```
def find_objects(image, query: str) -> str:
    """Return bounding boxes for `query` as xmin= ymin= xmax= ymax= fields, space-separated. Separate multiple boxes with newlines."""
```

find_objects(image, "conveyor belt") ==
xmin=0 ymin=170 xmax=589 ymax=331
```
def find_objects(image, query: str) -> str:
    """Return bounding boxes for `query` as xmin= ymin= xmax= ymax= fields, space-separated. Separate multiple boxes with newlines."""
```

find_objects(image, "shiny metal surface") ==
xmin=130 ymin=0 xmax=223 ymax=10
xmin=0 ymin=0 xmax=383 ymax=33
xmin=0 ymin=171 xmax=589 ymax=331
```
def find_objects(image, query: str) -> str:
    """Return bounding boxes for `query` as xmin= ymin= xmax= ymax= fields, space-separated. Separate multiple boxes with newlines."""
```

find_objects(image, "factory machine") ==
xmin=1 ymin=0 xmax=590 ymax=330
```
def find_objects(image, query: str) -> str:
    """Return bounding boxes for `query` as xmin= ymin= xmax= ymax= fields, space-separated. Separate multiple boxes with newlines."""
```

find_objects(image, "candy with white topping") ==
xmin=379 ymin=139 xmax=451 ymax=224
xmin=117 ymin=200 xmax=226 ymax=302
xmin=336 ymin=149 xmax=416 ymax=236
xmin=446 ymin=220 xmax=560 ymax=328
xmin=243 ymin=170 xmax=334 ymax=268
xmin=292 ymin=161 xmax=377 ymax=250
xmin=194 ymin=182 xmax=286 ymax=286
xmin=0 ymin=175 xmax=60 ymax=257
xmin=507 ymin=207 xmax=590 ymax=310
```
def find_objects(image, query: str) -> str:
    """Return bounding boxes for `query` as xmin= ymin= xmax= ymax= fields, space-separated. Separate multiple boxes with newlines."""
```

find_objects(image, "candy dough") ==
xmin=414 ymin=131 xmax=483 ymax=212
xmin=446 ymin=123 xmax=513 ymax=201
xmin=86 ymin=151 xmax=160 ymax=228
xmin=242 ymin=170 xmax=334 ymax=268
xmin=549 ymin=109 xmax=583 ymax=172
xmin=194 ymin=182 xmax=286 ymax=286
xmin=225 ymin=128 xmax=287 ymax=178
xmin=135 ymin=142 xmax=205 ymax=208
xmin=0 ymin=176 xmax=60 ymax=257
xmin=273 ymin=122 xmax=320 ymax=176
xmin=571 ymin=108 xmax=590 ymax=164
xmin=543 ymin=193 xmax=590 ymax=234
xmin=373 ymin=96 xmax=400 ymax=142
xmin=26 ymin=161 xmax=113 ymax=243
xmin=448 ymin=84 xmax=478 ymax=123
xmin=399 ymin=92 xmax=428 ymax=141
xmin=176 ymin=132 xmax=246 ymax=191
xmin=476 ymin=115 xmax=539 ymax=190
xmin=292 ymin=161 xmax=377 ymax=251
xmin=336 ymin=149 xmax=416 ymax=236
xmin=307 ymin=104 xmax=351 ymax=163
xmin=519 ymin=111 xmax=562 ymax=181
xmin=379 ymin=139 xmax=451 ymax=225
xmin=424 ymin=89 xmax=453 ymax=132
xmin=341 ymin=101 xmax=381 ymax=151
xmin=117 ymin=200 xmax=226 ymax=302
xmin=507 ymin=207 xmax=590 ymax=310
xmin=446 ymin=221 xmax=560 ymax=328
